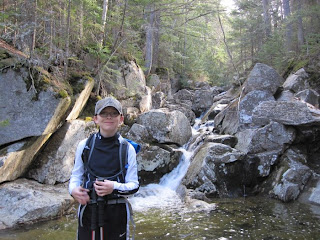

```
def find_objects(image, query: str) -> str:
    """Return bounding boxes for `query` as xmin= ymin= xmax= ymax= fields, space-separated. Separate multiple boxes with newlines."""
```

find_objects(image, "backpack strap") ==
xmin=119 ymin=140 xmax=129 ymax=180
xmin=81 ymin=133 xmax=96 ymax=165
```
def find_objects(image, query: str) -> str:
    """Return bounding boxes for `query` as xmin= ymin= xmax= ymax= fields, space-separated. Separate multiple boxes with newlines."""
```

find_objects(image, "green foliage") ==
xmin=58 ymin=89 xmax=69 ymax=98
xmin=256 ymin=32 xmax=287 ymax=72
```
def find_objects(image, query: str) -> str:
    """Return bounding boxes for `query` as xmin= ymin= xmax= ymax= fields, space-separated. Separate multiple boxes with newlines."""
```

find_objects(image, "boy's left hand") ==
xmin=94 ymin=179 xmax=114 ymax=196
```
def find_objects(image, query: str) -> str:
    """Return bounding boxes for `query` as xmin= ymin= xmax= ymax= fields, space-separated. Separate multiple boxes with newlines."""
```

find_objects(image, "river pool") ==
xmin=0 ymin=196 xmax=319 ymax=240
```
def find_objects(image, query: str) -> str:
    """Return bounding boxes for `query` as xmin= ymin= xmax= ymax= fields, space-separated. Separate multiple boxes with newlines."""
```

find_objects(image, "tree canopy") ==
xmin=1 ymin=0 xmax=319 ymax=89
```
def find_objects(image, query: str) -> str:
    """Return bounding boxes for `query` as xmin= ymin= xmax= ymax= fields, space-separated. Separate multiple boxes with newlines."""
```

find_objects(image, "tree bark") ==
xmin=151 ymin=9 xmax=160 ymax=74
xmin=295 ymin=0 xmax=304 ymax=50
xmin=100 ymin=0 xmax=109 ymax=47
xmin=283 ymin=0 xmax=293 ymax=51
xmin=144 ymin=4 xmax=155 ymax=76
xmin=262 ymin=0 xmax=271 ymax=38
xmin=64 ymin=0 xmax=71 ymax=77
xmin=112 ymin=0 xmax=127 ymax=51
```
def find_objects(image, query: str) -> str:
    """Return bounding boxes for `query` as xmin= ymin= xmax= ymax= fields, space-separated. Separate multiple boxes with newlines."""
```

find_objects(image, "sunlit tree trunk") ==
xmin=30 ymin=0 xmax=37 ymax=57
xmin=101 ymin=0 xmax=109 ymax=47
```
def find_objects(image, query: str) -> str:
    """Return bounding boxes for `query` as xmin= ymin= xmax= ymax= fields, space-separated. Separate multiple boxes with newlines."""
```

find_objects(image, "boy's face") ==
xmin=94 ymin=106 xmax=124 ymax=137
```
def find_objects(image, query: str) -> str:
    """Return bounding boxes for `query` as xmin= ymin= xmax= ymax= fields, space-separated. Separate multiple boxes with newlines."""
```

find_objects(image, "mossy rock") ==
xmin=0 ymin=49 xmax=11 ymax=59
xmin=0 ymin=58 xmax=19 ymax=69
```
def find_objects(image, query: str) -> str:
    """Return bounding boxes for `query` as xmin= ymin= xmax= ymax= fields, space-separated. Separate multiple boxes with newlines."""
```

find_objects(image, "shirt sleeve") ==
xmin=68 ymin=139 xmax=86 ymax=195
xmin=113 ymin=141 xmax=140 ymax=195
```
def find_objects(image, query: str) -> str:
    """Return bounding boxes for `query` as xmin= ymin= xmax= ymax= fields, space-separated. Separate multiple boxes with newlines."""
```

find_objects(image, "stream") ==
xmin=0 ymin=119 xmax=320 ymax=239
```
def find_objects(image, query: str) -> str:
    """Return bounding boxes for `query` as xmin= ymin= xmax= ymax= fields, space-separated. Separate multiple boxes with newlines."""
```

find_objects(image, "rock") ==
xmin=270 ymin=148 xmax=312 ymax=202
xmin=239 ymin=90 xmax=275 ymax=126
xmin=137 ymin=145 xmax=181 ymax=184
xmin=27 ymin=120 xmax=96 ymax=184
xmin=0 ymin=68 xmax=71 ymax=146
xmin=137 ymin=109 xmax=192 ymax=146
xmin=243 ymin=63 xmax=284 ymax=95
xmin=295 ymin=89 xmax=320 ymax=108
xmin=0 ymin=178 xmax=74 ymax=230
xmin=0 ymin=135 xmax=51 ymax=183
xmin=152 ymin=91 xmax=165 ymax=109
xmin=252 ymin=100 xmax=320 ymax=126
xmin=283 ymin=68 xmax=309 ymax=93
xmin=235 ymin=122 xmax=296 ymax=154
xmin=139 ymin=86 xmax=152 ymax=113
xmin=183 ymin=142 xmax=245 ymax=197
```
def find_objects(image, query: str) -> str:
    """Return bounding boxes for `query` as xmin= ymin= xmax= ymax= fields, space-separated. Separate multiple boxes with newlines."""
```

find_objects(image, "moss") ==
xmin=85 ymin=117 xmax=93 ymax=122
xmin=0 ymin=119 xmax=10 ymax=127
xmin=58 ymin=89 xmax=69 ymax=98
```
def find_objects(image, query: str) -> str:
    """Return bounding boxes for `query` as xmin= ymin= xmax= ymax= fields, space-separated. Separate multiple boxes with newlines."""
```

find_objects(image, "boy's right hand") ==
xmin=71 ymin=186 xmax=90 ymax=205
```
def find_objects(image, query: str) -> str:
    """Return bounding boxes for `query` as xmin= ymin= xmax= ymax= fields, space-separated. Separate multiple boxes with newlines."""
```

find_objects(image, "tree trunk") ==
xmin=151 ymin=10 xmax=160 ymax=74
xmin=64 ymin=0 xmax=71 ymax=77
xmin=295 ymin=0 xmax=304 ymax=50
xmin=262 ymin=0 xmax=271 ymax=38
xmin=112 ymin=0 xmax=127 ymax=51
xmin=144 ymin=4 xmax=155 ymax=76
xmin=100 ymin=0 xmax=109 ymax=47
xmin=79 ymin=0 xmax=84 ymax=42
xmin=283 ymin=0 xmax=293 ymax=51
xmin=30 ymin=0 xmax=37 ymax=57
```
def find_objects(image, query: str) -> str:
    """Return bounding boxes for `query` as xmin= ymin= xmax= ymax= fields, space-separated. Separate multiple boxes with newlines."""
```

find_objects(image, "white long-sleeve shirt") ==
xmin=69 ymin=134 xmax=139 ymax=196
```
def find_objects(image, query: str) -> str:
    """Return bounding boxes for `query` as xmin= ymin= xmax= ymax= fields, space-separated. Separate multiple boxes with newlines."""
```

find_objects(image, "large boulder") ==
xmin=0 ymin=178 xmax=73 ymax=230
xmin=269 ymin=148 xmax=312 ymax=202
xmin=243 ymin=63 xmax=284 ymax=95
xmin=252 ymin=100 xmax=320 ymax=126
xmin=137 ymin=109 xmax=192 ymax=146
xmin=0 ymin=68 xmax=71 ymax=146
xmin=0 ymin=67 xmax=71 ymax=183
xmin=283 ymin=68 xmax=309 ymax=93
xmin=214 ymin=63 xmax=283 ymax=135
xmin=235 ymin=121 xmax=296 ymax=154
xmin=137 ymin=144 xmax=182 ymax=184
xmin=27 ymin=120 xmax=96 ymax=184
xmin=183 ymin=142 xmax=245 ymax=197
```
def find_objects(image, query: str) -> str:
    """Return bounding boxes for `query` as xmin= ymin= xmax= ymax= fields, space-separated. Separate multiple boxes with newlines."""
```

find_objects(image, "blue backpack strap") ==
xmin=124 ymin=138 xmax=141 ymax=154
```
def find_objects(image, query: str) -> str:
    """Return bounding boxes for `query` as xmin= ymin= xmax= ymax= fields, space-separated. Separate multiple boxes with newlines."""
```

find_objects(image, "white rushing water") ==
xmin=130 ymin=118 xmax=212 ymax=212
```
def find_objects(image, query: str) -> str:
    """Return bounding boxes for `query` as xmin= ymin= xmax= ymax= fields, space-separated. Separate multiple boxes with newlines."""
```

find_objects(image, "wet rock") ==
xmin=0 ymin=178 xmax=74 ymax=230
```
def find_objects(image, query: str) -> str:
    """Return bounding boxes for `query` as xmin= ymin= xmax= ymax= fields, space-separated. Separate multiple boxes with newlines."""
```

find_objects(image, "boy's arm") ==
xmin=68 ymin=139 xmax=86 ymax=195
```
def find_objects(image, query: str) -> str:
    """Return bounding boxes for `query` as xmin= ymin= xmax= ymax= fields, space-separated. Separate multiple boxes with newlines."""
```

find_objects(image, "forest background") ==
xmin=1 ymin=0 xmax=319 ymax=93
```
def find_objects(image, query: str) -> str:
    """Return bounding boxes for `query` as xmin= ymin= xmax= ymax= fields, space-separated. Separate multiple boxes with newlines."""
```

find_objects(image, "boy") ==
xmin=69 ymin=97 xmax=139 ymax=240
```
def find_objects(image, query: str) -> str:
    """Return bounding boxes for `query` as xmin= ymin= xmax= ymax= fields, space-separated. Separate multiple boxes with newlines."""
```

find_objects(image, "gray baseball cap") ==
xmin=95 ymin=97 xmax=123 ymax=115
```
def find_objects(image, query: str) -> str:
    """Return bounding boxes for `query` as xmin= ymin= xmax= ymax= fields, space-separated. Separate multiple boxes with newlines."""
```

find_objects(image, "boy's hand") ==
xmin=71 ymin=186 xmax=90 ymax=205
xmin=94 ymin=179 xmax=114 ymax=196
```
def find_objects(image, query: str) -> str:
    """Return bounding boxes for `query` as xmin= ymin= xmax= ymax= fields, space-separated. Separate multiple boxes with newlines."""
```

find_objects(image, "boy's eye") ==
xmin=99 ymin=112 xmax=120 ymax=118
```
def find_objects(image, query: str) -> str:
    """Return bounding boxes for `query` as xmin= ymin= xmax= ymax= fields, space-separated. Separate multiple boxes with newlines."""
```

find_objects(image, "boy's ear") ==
xmin=93 ymin=115 xmax=98 ymax=123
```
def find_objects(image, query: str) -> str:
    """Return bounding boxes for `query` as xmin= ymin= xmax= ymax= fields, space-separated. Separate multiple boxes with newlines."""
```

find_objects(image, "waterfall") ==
xmin=130 ymin=117 xmax=213 ymax=211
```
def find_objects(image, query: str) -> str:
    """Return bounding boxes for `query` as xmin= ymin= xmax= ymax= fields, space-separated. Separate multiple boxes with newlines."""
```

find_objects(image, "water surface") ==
xmin=0 ymin=196 xmax=319 ymax=240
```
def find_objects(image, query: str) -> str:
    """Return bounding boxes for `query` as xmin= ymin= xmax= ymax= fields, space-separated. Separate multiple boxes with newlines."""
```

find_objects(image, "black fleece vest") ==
xmin=83 ymin=133 xmax=123 ymax=190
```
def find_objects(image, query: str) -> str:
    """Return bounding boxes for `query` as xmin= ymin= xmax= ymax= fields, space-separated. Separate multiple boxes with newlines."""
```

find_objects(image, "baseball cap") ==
xmin=95 ymin=97 xmax=123 ymax=115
